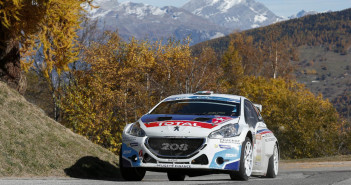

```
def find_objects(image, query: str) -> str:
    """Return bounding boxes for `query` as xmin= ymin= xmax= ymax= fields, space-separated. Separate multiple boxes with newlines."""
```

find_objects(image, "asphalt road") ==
xmin=1 ymin=161 xmax=351 ymax=185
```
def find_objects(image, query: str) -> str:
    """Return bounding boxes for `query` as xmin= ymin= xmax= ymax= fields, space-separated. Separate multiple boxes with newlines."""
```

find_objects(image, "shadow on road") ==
xmin=64 ymin=156 xmax=122 ymax=181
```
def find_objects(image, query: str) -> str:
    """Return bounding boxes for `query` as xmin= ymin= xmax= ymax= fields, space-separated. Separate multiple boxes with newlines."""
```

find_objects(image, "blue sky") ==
xmin=118 ymin=0 xmax=351 ymax=17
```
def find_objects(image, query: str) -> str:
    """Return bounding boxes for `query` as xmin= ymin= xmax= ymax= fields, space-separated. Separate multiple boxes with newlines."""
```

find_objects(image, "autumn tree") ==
xmin=60 ymin=32 xmax=220 ymax=153
xmin=1 ymin=0 xmax=93 ymax=120
xmin=261 ymin=29 xmax=297 ymax=79
xmin=218 ymin=34 xmax=341 ymax=158
xmin=237 ymin=76 xmax=340 ymax=158
xmin=219 ymin=34 xmax=243 ymax=94
xmin=0 ymin=0 xmax=49 ymax=93
xmin=151 ymin=38 xmax=219 ymax=98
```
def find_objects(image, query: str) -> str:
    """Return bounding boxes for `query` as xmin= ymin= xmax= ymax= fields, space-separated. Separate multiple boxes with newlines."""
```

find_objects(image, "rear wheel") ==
xmin=230 ymin=137 xmax=253 ymax=181
xmin=167 ymin=172 xmax=186 ymax=181
xmin=266 ymin=143 xmax=279 ymax=178
xmin=119 ymin=147 xmax=146 ymax=181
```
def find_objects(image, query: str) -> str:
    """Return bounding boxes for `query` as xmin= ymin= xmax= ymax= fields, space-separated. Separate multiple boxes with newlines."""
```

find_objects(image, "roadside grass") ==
xmin=0 ymin=82 xmax=120 ymax=178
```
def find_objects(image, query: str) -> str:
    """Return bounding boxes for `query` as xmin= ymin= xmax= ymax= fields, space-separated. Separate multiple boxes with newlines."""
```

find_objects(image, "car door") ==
xmin=244 ymin=100 xmax=266 ymax=173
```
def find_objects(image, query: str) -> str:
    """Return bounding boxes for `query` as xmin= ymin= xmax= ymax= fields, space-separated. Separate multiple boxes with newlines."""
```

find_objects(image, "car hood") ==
xmin=140 ymin=114 xmax=239 ymax=137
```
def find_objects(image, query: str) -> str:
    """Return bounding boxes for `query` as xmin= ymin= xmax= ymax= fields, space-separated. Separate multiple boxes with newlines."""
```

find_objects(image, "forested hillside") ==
xmin=194 ymin=8 xmax=351 ymax=55
xmin=192 ymin=8 xmax=351 ymax=121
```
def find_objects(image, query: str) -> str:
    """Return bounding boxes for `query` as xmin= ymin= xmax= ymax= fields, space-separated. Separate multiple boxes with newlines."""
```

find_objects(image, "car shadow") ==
xmin=64 ymin=156 xmax=122 ymax=181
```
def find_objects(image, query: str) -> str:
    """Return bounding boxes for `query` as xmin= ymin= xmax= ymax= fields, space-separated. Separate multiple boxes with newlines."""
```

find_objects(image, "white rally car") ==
xmin=120 ymin=91 xmax=279 ymax=181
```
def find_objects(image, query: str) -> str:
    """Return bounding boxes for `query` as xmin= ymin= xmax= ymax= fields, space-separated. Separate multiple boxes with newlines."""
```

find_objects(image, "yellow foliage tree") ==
xmin=1 ymin=0 xmax=93 ymax=119
xmin=219 ymin=34 xmax=244 ymax=94
xmin=237 ymin=76 xmax=340 ymax=158
xmin=60 ymin=32 xmax=220 ymax=154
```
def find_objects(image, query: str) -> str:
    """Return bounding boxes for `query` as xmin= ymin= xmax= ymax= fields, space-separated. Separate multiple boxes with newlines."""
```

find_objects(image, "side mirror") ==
xmin=253 ymin=104 xmax=262 ymax=112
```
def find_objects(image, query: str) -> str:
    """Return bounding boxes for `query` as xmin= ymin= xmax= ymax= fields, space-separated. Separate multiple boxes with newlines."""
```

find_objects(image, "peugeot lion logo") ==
xmin=174 ymin=126 xmax=180 ymax=131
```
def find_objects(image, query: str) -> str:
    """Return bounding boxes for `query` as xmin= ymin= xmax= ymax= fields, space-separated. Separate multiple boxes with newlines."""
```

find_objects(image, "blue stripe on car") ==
xmin=121 ymin=143 xmax=141 ymax=167
xmin=209 ymin=146 xmax=241 ymax=170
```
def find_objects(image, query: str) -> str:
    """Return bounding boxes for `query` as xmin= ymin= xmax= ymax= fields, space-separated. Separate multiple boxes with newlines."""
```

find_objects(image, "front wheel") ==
xmin=266 ymin=143 xmax=279 ymax=178
xmin=230 ymin=137 xmax=253 ymax=181
xmin=167 ymin=172 xmax=186 ymax=181
xmin=119 ymin=147 xmax=146 ymax=181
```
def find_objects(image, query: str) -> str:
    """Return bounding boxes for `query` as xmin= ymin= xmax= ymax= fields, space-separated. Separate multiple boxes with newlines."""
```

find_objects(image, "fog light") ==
xmin=216 ymin=157 xmax=224 ymax=165
xmin=129 ymin=155 xmax=138 ymax=162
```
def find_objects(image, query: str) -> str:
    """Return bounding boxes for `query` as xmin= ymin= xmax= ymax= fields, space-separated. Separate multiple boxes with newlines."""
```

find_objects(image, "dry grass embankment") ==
xmin=0 ymin=82 xmax=120 ymax=179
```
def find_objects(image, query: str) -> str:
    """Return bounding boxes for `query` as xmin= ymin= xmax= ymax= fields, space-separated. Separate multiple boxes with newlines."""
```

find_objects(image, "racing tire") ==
xmin=167 ymin=172 xmax=186 ymax=181
xmin=119 ymin=147 xmax=146 ymax=181
xmin=266 ymin=143 xmax=279 ymax=178
xmin=230 ymin=137 xmax=253 ymax=181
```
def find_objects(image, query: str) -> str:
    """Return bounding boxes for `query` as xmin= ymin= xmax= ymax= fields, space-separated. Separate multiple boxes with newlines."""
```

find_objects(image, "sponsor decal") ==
xmin=139 ymin=150 xmax=143 ymax=157
xmin=255 ymin=134 xmax=262 ymax=140
xmin=123 ymin=150 xmax=132 ymax=155
xmin=123 ymin=137 xmax=136 ymax=142
xmin=167 ymin=159 xmax=178 ymax=162
xmin=255 ymin=162 xmax=261 ymax=166
xmin=219 ymin=144 xmax=232 ymax=149
xmin=264 ymin=133 xmax=274 ymax=138
xmin=156 ymin=164 xmax=191 ymax=168
xmin=225 ymin=153 xmax=237 ymax=158
xmin=145 ymin=121 xmax=218 ymax=129
xmin=212 ymin=117 xmax=233 ymax=124
xmin=265 ymin=138 xmax=276 ymax=142
xmin=256 ymin=155 xmax=261 ymax=161
xmin=220 ymin=139 xmax=241 ymax=144
xmin=129 ymin=143 xmax=138 ymax=147
xmin=256 ymin=139 xmax=261 ymax=144
xmin=161 ymin=143 xmax=189 ymax=151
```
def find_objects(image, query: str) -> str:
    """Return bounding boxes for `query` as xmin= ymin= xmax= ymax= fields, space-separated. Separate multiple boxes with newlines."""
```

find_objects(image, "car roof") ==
xmin=163 ymin=93 xmax=243 ymax=103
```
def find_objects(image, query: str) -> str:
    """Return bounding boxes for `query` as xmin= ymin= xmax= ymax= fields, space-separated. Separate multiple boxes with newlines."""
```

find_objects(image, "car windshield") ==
xmin=150 ymin=99 xmax=240 ymax=116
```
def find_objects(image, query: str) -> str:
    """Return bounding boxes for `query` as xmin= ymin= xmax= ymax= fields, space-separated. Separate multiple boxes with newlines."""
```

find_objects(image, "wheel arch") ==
xmin=275 ymin=141 xmax=280 ymax=159
xmin=246 ymin=131 xmax=253 ymax=142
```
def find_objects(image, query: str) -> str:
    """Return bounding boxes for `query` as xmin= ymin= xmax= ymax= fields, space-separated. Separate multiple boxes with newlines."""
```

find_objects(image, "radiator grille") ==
xmin=146 ymin=137 xmax=205 ymax=158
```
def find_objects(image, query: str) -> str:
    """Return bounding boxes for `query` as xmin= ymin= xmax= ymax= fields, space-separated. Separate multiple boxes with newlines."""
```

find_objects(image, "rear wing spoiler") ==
xmin=253 ymin=104 xmax=262 ymax=112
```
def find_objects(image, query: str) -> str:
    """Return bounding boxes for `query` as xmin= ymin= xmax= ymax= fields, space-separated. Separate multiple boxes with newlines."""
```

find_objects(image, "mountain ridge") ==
xmin=87 ymin=0 xmax=228 ymax=44
xmin=289 ymin=10 xmax=319 ymax=19
xmin=86 ymin=0 xmax=281 ymax=45
xmin=182 ymin=0 xmax=282 ymax=30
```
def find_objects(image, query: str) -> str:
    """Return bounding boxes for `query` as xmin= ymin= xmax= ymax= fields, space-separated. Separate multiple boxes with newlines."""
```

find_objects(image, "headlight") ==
xmin=127 ymin=122 xmax=146 ymax=137
xmin=208 ymin=124 xmax=240 ymax=139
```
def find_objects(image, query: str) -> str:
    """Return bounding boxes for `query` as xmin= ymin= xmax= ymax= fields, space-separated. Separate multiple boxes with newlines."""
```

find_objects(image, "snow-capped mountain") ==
xmin=289 ymin=10 xmax=319 ymax=19
xmin=87 ymin=0 xmax=228 ymax=45
xmin=182 ymin=0 xmax=282 ymax=30
xmin=85 ymin=0 xmax=283 ymax=45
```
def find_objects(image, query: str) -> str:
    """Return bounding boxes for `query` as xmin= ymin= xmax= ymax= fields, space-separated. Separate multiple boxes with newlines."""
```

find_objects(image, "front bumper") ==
xmin=121 ymin=134 xmax=243 ymax=172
